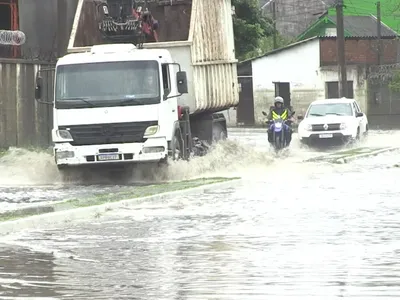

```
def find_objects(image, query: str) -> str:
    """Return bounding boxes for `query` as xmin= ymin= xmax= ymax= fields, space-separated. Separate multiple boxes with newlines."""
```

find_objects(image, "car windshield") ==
xmin=55 ymin=60 xmax=160 ymax=108
xmin=306 ymin=103 xmax=353 ymax=117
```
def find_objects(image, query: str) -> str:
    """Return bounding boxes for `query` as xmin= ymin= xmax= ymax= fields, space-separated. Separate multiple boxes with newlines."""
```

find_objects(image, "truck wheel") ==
xmin=171 ymin=134 xmax=182 ymax=161
xmin=57 ymin=166 xmax=76 ymax=182
xmin=363 ymin=125 xmax=369 ymax=137
xmin=212 ymin=124 xmax=227 ymax=142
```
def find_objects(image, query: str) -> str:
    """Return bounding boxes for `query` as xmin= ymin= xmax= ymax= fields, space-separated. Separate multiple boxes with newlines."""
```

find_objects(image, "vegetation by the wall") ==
xmin=389 ymin=69 xmax=400 ymax=92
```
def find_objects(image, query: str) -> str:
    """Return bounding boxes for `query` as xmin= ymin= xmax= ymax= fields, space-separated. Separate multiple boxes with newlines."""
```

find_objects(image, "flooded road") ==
xmin=1 ymin=129 xmax=400 ymax=299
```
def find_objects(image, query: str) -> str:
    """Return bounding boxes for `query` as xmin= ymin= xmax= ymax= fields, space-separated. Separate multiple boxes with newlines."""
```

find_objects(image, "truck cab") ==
xmin=36 ymin=43 xmax=188 ymax=171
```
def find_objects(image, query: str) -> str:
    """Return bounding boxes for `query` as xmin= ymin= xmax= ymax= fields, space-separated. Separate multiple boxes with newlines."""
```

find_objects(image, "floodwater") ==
xmin=1 ymin=129 xmax=400 ymax=299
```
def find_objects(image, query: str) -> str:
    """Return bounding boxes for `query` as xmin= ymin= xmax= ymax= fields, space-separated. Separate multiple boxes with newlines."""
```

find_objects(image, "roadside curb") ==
xmin=0 ymin=178 xmax=242 ymax=236
xmin=338 ymin=147 xmax=399 ymax=164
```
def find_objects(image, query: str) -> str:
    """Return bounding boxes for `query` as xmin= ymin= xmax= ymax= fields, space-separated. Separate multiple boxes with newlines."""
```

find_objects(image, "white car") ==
xmin=297 ymin=98 xmax=368 ymax=145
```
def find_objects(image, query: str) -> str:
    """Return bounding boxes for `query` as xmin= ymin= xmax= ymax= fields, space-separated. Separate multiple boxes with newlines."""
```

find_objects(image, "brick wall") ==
xmin=319 ymin=38 xmax=399 ymax=66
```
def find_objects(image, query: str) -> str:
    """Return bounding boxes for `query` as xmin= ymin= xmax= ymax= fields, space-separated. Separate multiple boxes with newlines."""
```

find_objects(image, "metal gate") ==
xmin=237 ymin=76 xmax=255 ymax=126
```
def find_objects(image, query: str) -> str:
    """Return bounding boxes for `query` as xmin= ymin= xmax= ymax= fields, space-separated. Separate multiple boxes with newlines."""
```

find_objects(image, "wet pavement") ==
xmin=1 ymin=129 xmax=400 ymax=299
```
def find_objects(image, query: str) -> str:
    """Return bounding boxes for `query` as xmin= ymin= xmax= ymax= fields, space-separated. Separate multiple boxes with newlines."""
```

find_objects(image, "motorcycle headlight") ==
xmin=340 ymin=123 xmax=347 ymax=130
xmin=56 ymin=130 xmax=73 ymax=140
xmin=144 ymin=125 xmax=159 ymax=136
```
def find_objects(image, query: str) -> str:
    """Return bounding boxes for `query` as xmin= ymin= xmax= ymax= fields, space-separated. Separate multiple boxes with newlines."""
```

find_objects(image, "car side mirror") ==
xmin=297 ymin=115 xmax=304 ymax=120
xmin=177 ymin=71 xmax=188 ymax=94
xmin=356 ymin=112 xmax=363 ymax=117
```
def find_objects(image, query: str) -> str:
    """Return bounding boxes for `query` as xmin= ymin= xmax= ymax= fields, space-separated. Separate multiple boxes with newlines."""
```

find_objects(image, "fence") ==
xmin=367 ymin=63 xmax=400 ymax=128
xmin=0 ymin=59 xmax=55 ymax=149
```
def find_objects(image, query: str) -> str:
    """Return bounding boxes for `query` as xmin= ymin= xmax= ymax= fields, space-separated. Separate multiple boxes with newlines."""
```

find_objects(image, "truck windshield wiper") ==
xmin=58 ymin=97 xmax=97 ymax=107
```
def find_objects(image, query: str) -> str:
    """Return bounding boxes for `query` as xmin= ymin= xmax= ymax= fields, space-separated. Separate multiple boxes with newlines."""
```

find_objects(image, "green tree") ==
xmin=232 ymin=0 xmax=292 ymax=61
xmin=232 ymin=0 xmax=274 ymax=60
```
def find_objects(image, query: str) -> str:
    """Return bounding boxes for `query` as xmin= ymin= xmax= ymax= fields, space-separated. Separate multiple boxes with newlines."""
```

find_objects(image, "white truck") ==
xmin=34 ymin=0 xmax=239 ymax=176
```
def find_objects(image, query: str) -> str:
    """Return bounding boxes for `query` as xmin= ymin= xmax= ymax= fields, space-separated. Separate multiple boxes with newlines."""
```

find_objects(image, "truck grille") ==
xmin=311 ymin=123 xmax=341 ymax=131
xmin=58 ymin=121 xmax=158 ymax=146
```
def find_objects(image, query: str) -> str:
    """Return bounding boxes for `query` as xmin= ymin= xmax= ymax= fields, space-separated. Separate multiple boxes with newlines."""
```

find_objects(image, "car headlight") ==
xmin=305 ymin=124 xmax=312 ymax=131
xmin=340 ymin=123 xmax=347 ymax=130
xmin=56 ymin=129 xmax=73 ymax=140
xmin=144 ymin=125 xmax=159 ymax=136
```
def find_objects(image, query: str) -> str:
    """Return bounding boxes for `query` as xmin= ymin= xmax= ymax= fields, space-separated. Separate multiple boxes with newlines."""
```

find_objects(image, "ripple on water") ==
xmin=1 ymin=131 xmax=400 ymax=298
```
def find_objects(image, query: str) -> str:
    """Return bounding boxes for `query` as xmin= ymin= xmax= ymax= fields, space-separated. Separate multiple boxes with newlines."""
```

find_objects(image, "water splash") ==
xmin=0 ymin=148 xmax=60 ymax=186
xmin=0 ymin=139 xmax=276 ymax=186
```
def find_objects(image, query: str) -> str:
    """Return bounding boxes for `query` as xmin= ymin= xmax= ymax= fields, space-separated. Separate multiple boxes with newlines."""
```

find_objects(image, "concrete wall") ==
xmin=251 ymin=39 xmax=368 ymax=125
xmin=251 ymin=39 xmax=321 ymax=125
xmin=319 ymin=65 xmax=368 ymax=113
xmin=0 ymin=60 xmax=54 ymax=149
xmin=222 ymin=108 xmax=237 ymax=127
xmin=261 ymin=0 xmax=335 ymax=37
xmin=367 ymin=82 xmax=400 ymax=129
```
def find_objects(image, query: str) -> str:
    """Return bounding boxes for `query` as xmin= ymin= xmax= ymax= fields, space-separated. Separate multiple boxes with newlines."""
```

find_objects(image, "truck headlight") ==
xmin=340 ymin=123 xmax=347 ymax=130
xmin=55 ymin=150 xmax=75 ymax=160
xmin=56 ymin=130 xmax=73 ymax=140
xmin=144 ymin=125 xmax=159 ymax=136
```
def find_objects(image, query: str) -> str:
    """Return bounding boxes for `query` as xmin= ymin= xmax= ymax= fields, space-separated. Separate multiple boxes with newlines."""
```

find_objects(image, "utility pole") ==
xmin=272 ymin=0 xmax=277 ymax=49
xmin=377 ymin=1 xmax=382 ymax=65
xmin=336 ymin=0 xmax=347 ymax=98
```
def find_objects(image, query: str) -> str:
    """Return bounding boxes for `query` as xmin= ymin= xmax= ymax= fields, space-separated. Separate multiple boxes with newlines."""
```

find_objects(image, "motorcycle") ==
xmin=262 ymin=110 xmax=295 ymax=152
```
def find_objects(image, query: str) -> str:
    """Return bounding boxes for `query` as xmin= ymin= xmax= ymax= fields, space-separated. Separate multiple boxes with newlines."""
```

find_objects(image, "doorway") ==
xmin=274 ymin=82 xmax=291 ymax=108
xmin=237 ymin=76 xmax=255 ymax=125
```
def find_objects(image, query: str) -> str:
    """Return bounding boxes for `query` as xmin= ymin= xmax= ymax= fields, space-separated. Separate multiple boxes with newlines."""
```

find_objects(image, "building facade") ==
xmin=237 ymin=35 xmax=399 ymax=126
xmin=260 ymin=0 xmax=336 ymax=37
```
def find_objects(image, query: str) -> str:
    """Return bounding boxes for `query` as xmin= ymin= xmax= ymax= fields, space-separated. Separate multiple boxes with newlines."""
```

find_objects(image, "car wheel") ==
xmin=363 ymin=124 xmax=369 ymax=137
xmin=352 ymin=127 xmax=360 ymax=143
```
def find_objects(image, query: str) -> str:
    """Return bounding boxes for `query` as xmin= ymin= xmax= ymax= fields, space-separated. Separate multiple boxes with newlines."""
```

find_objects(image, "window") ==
xmin=325 ymin=28 xmax=337 ymax=36
xmin=354 ymin=101 xmax=362 ymax=113
xmin=307 ymin=103 xmax=353 ymax=117
xmin=352 ymin=102 xmax=360 ymax=114
xmin=325 ymin=81 xmax=354 ymax=99
xmin=161 ymin=63 xmax=171 ymax=98
xmin=0 ymin=4 xmax=11 ymax=30
xmin=55 ymin=60 xmax=161 ymax=108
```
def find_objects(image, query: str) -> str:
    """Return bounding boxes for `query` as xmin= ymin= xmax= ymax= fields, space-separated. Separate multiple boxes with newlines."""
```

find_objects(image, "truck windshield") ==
xmin=307 ymin=103 xmax=353 ymax=117
xmin=55 ymin=60 xmax=160 ymax=108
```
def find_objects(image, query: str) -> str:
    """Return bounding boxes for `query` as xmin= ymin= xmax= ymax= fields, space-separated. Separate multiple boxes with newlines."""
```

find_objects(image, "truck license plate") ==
xmin=97 ymin=154 xmax=120 ymax=161
xmin=319 ymin=133 xmax=333 ymax=138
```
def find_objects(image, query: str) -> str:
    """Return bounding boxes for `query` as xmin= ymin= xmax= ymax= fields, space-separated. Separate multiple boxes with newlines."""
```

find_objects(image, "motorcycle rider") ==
xmin=267 ymin=96 xmax=293 ymax=145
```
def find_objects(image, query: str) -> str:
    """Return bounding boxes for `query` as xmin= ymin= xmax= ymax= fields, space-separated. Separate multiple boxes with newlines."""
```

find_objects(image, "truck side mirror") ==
xmin=177 ymin=71 xmax=188 ymax=94
xmin=35 ymin=75 xmax=43 ymax=100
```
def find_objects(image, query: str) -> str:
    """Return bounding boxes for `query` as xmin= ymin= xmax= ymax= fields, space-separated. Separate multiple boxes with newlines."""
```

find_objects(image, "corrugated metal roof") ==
xmin=326 ymin=15 xmax=398 ymax=37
